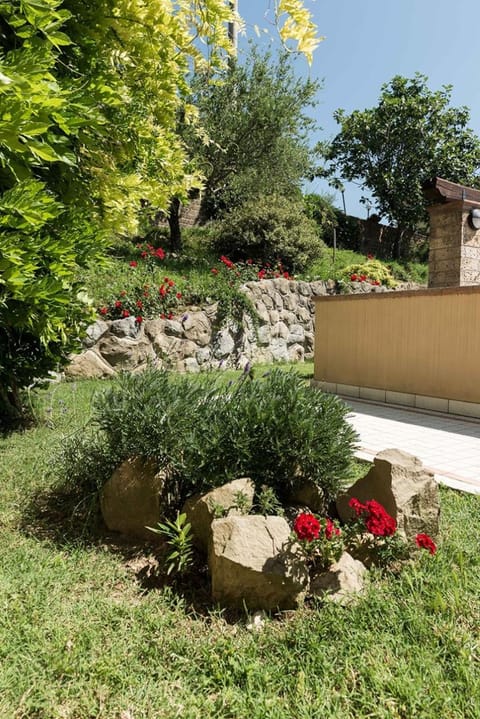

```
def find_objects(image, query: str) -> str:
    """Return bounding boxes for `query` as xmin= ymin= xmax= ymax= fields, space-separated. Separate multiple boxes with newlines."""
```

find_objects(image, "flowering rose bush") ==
xmin=346 ymin=497 xmax=437 ymax=567
xmin=95 ymin=249 xmax=292 ymax=325
xmin=292 ymin=512 xmax=343 ymax=569
xmin=349 ymin=497 xmax=397 ymax=537
xmin=97 ymin=274 xmax=181 ymax=322
xmin=214 ymin=255 xmax=294 ymax=283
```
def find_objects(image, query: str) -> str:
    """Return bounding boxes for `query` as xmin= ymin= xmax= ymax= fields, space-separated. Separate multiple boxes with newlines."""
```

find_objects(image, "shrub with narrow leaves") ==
xmin=59 ymin=368 xmax=358 ymax=514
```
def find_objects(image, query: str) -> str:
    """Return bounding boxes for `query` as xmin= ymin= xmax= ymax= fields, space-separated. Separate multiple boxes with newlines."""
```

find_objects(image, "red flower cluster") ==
xmin=293 ymin=513 xmax=341 ymax=543
xmin=220 ymin=255 xmax=234 ymax=269
xmin=293 ymin=513 xmax=320 ymax=542
xmin=415 ymin=533 xmax=437 ymax=555
xmin=350 ymin=273 xmax=381 ymax=286
xmin=349 ymin=497 xmax=397 ymax=537
xmin=135 ymin=242 xmax=166 ymax=262
xmin=325 ymin=518 xmax=341 ymax=540
xmin=212 ymin=256 xmax=293 ymax=283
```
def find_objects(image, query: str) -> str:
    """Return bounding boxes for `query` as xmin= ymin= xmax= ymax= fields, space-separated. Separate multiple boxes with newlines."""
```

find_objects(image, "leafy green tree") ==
xmin=0 ymin=0 xmax=102 ymax=427
xmin=0 ymin=0 xmax=320 ymax=427
xmin=176 ymin=48 xmax=321 ymax=236
xmin=324 ymin=75 xmax=480 ymax=251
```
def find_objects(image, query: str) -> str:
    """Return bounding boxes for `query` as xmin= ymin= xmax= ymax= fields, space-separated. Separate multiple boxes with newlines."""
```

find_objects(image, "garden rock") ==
xmin=209 ymin=515 xmax=309 ymax=610
xmin=310 ymin=552 xmax=368 ymax=605
xmin=83 ymin=319 xmax=109 ymax=347
xmin=213 ymin=329 xmax=235 ymax=359
xmin=110 ymin=316 xmax=141 ymax=338
xmin=270 ymin=337 xmax=289 ymax=362
xmin=100 ymin=457 xmax=166 ymax=541
xmin=289 ymin=480 xmax=325 ymax=513
xmin=98 ymin=335 xmax=154 ymax=369
xmin=336 ymin=448 xmax=440 ymax=542
xmin=182 ymin=311 xmax=211 ymax=346
xmin=183 ymin=478 xmax=255 ymax=551
xmin=65 ymin=349 xmax=115 ymax=379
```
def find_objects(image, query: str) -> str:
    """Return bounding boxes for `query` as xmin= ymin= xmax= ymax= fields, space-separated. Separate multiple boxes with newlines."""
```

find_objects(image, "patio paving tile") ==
xmin=343 ymin=398 xmax=480 ymax=495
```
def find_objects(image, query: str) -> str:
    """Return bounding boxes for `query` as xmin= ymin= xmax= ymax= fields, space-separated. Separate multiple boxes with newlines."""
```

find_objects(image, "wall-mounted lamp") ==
xmin=469 ymin=208 xmax=480 ymax=230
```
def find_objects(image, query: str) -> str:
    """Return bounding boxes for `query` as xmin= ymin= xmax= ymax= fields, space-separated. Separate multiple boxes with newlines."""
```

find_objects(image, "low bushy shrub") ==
xmin=339 ymin=258 xmax=397 ymax=288
xmin=59 ymin=368 xmax=358 ymax=513
xmin=212 ymin=195 xmax=324 ymax=272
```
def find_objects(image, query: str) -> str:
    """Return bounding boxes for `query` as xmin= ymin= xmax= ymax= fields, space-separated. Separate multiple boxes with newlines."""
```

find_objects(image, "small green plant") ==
xmin=231 ymin=490 xmax=251 ymax=515
xmin=147 ymin=512 xmax=194 ymax=576
xmin=255 ymin=485 xmax=285 ymax=516
xmin=209 ymin=500 xmax=228 ymax=519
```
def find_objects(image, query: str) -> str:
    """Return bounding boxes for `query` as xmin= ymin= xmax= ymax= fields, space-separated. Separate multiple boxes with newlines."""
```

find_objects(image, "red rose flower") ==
xmin=415 ymin=533 xmax=437 ymax=555
xmin=349 ymin=497 xmax=396 ymax=536
xmin=367 ymin=253 xmax=374 ymax=260
xmin=168 ymin=312 xmax=173 ymax=320
xmin=136 ymin=300 xmax=143 ymax=309
xmin=155 ymin=247 xmax=165 ymax=259
xmin=140 ymin=251 xmax=148 ymax=259
xmin=350 ymin=274 xmax=358 ymax=281
xmin=364 ymin=499 xmax=397 ymax=536
xmin=257 ymin=269 xmax=266 ymax=280
xmin=220 ymin=255 xmax=234 ymax=269
xmin=349 ymin=497 xmax=367 ymax=516
xmin=136 ymin=315 xmax=143 ymax=324
xmin=211 ymin=268 xmax=219 ymax=275
xmin=99 ymin=306 xmax=108 ymax=315
xmin=159 ymin=285 xmax=166 ymax=297
xmin=246 ymin=259 xmax=253 ymax=265
xmin=293 ymin=512 xmax=321 ymax=542
xmin=129 ymin=260 xmax=138 ymax=267
xmin=325 ymin=518 xmax=340 ymax=539
xmin=114 ymin=300 xmax=122 ymax=309
xmin=122 ymin=309 xmax=130 ymax=318
xmin=176 ymin=292 xmax=182 ymax=299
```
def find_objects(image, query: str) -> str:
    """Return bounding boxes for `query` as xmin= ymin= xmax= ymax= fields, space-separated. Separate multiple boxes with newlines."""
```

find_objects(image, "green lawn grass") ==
xmin=1 ymin=368 xmax=479 ymax=718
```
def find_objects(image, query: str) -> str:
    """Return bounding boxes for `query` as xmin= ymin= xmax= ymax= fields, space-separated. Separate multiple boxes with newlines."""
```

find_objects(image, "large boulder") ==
xmin=97 ymin=335 xmax=154 ymax=369
xmin=183 ymin=478 xmax=255 ymax=551
xmin=310 ymin=552 xmax=368 ymax=606
xmin=100 ymin=457 xmax=166 ymax=540
xmin=209 ymin=515 xmax=309 ymax=611
xmin=336 ymin=448 xmax=440 ymax=542
xmin=65 ymin=349 xmax=115 ymax=379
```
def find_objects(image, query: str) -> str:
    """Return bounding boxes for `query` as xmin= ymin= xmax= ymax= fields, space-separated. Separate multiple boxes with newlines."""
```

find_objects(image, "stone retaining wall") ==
xmin=66 ymin=278 xmax=413 ymax=378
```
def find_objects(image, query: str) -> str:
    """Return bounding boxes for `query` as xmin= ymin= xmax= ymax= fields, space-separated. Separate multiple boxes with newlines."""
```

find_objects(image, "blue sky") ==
xmin=235 ymin=0 xmax=480 ymax=218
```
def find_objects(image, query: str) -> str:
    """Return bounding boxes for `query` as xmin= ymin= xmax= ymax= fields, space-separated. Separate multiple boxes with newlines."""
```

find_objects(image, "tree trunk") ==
xmin=168 ymin=197 xmax=182 ymax=253
xmin=0 ymin=381 xmax=23 ymax=431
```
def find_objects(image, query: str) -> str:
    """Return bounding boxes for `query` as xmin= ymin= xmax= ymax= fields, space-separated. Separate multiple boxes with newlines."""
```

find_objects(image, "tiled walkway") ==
xmin=343 ymin=398 xmax=480 ymax=495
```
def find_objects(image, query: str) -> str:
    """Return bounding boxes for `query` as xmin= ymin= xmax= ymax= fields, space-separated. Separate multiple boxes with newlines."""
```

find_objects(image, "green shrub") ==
xmin=59 ymin=368 xmax=358 ymax=513
xmin=339 ymin=258 xmax=397 ymax=288
xmin=212 ymin=195 xmax=324 ymax=272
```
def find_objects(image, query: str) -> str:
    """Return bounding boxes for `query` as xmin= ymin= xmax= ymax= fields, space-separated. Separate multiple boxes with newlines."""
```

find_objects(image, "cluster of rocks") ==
xmin=66 ymin=277 xmax=409 ymax=379
xmin=100 ymin=448 xmax=440 ymax=612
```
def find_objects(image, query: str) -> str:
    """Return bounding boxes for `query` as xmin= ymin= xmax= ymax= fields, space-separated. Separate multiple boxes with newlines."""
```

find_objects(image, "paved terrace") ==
xmin=343 ymin=398 xmax=480 ymax=495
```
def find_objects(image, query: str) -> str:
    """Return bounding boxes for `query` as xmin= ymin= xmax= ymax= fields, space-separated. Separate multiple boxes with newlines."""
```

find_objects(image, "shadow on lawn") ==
xmin=19 ymin=481 xmax=236 ymax=619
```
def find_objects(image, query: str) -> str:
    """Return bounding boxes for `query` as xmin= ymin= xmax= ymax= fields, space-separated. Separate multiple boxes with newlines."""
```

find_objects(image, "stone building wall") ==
xmin=428 ymin=201 xmax=480 ymax=288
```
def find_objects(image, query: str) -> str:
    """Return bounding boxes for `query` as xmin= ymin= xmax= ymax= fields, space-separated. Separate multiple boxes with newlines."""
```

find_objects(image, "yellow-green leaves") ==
xmin=277 ymin=0 xmax=323 ymax=65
